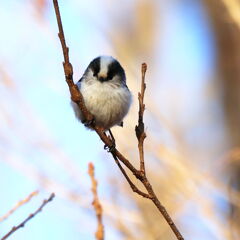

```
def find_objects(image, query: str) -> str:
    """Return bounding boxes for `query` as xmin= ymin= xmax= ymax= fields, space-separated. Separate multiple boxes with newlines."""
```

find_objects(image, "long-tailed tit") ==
xmin=71 ymin=56 xmax=132 ymax=130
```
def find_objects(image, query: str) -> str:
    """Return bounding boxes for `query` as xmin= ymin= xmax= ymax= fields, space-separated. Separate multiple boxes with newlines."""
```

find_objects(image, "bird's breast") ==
xmin=79 ymin=81 xmax=131 ymax=129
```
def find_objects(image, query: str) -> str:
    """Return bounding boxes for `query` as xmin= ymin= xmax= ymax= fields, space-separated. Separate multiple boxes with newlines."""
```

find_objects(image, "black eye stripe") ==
xmin=88 ymin=57 xmax=100 ymax=77
xmin=107 ymin=69 xmax=114 ymax=80
xmin=107 ymin=60 xmax=125 ymax=80
xmin=86 ymin=56 xmax=126 ymax=82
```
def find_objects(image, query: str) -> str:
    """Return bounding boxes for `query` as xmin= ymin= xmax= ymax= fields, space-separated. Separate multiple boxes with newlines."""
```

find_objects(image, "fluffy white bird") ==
xmin=71 ymin=56 xmax=132 ymax=130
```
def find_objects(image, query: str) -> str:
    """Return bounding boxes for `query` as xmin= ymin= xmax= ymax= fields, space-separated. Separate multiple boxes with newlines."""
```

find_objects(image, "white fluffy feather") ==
xmin=71 ymin=56 xmax=132 ymax=130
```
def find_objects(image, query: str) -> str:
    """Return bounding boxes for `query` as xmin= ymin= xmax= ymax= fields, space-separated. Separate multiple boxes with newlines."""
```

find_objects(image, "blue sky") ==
xmin=0 ymin=1 xmax=227 ymax=240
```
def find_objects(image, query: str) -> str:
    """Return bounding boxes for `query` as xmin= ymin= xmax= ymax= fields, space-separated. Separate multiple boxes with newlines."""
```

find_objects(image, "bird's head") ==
xmin=85 ymin=56 xmax=126 ymax=85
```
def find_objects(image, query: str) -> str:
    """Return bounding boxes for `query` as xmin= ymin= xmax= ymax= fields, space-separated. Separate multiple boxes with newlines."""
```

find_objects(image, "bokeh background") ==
xmin=1 ymin=0 xmax=240 ymax=239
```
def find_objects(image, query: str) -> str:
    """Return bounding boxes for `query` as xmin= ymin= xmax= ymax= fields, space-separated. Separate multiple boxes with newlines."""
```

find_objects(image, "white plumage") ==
xmin=71 ymin=56 xmax=132 ymax=130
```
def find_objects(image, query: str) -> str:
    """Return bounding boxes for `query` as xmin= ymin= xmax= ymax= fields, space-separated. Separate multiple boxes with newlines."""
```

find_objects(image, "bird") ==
xmin=71 ymin=56 xmax=132 ymax=131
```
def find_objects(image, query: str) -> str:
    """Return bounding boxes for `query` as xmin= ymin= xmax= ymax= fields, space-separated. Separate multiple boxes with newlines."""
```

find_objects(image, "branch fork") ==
xmin=53 ymin=1 xmax=184 ymax=239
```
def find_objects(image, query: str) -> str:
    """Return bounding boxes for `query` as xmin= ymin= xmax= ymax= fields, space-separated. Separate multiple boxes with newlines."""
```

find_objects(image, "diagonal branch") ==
xmin=53 ymin=0 xmax=92 ymax=122
xmin=0 ymin=191 xmax=39 ymax=222
xmin=111 ymin=153 xmax=151 ymax=199
xmin=52 ymin=1 xmax=184 ymax=239
xmin=1 ymin=193 xmax=55 ymax=240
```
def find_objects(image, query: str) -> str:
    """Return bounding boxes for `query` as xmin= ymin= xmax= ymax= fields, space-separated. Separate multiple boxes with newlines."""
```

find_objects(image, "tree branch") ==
xmin=88 ymin=163 xmax=104 ymax=240
xmin=111 ymin=153 xmax=151 ymax=199
xmin=0 ymin=191 xmax=39 ymax=222
xmin=1 ymin=193 xmax=55 ymax=240
xmin=53 ymin=1 xmax=184 ymax=239
xmin=135 ymin=63 xmax=147 ymax=175
xmin=53 ymin=0 xmax=92 ymax=122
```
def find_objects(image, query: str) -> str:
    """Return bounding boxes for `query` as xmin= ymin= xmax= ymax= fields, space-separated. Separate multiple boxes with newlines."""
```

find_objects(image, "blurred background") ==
xmin=1 ymin=0 xmax=240 ymax=239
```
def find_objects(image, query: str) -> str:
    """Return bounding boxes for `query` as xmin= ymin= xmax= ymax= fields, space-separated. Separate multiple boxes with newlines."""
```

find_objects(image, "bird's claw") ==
xmin=108 ymin=145 xmax=116 ymax=153
xmin=104 ymin=143 xmax=116 ymax=153
xmin=83 ymin=118 xmax=95 ymax=127
xmin=104 ymin=129 xmax=116 ymax=152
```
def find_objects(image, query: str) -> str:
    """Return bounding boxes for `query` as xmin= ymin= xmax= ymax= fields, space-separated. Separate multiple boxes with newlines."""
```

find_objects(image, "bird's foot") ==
xmin=104 ymin=129 xmax=116 ymax=153
xmin=82 ymin=118 xmax=95 ymax=128
xmin=104 ymin=142 xmax=116 ymax=153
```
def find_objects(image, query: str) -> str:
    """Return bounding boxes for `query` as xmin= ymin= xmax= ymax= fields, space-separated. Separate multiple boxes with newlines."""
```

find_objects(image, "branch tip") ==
xmin=142 ymin=63 xmax=147 ymax=73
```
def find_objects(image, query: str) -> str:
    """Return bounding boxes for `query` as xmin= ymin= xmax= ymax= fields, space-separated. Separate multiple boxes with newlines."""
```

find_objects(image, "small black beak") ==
xmin=99 ymin=77 xmax=107 ymax=82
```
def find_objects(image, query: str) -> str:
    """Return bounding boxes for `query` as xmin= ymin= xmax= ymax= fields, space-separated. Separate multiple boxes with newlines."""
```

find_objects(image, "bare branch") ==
xmin=52 ymin=0 xmax=92 ymax=122
xmin=88 ymin=163 xmax=104 ymax=240
xmin=135 ymin=63 xmax=147 ymax=174
xmin=53 ymin=1 xmax=184 ymax=239
xmin=0 ymin=191 xmax=39 ymax=222
xmin=111 ymin=153 xmax=151 ymax=199
xmin=1 ymin=193 xmax=55 ymax=240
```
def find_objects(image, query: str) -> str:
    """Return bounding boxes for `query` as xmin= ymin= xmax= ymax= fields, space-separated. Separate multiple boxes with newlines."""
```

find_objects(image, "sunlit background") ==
xmin=1 ymin=0 xmax=240 ymax=239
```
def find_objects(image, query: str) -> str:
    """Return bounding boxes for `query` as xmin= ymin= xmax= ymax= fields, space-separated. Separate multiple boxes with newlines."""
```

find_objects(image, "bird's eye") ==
xmin=107 ymin=71 xmax=114 ymax=80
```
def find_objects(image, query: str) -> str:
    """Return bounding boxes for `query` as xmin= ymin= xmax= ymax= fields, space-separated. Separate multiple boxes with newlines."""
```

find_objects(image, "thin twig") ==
xmin=111 ymin=153 xmax=151 ymax=199
xmin=1 ymin=193 xmax=55 ymax=240
xmin=53 ymin=1 xmax=184 ymax=239
xmin=53 ymin=0 xmax=92 ymax=122
xmin=135 ymin=63 xmax=147 ymax=174
xmin=88 ymin=163 xmax=104 ymax=240
xmin=107 ymin=130 xmax=150 ymax=198
xmin=0 ymin=191 xmax=39 ymax=222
